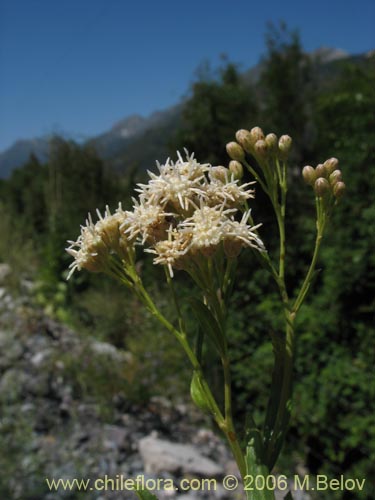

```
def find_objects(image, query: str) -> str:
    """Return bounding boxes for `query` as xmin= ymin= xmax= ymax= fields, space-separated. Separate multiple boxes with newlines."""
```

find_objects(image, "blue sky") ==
xmin=0 ymin=0 xmax=374 ymax=151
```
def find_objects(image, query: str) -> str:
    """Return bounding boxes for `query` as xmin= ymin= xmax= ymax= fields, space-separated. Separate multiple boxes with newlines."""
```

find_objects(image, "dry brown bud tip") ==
xmin=235 ymin=129 xmax=253 ymax=153
xmin=302 ymin=166 xmax=316 ymax=186
xmin=229 ymin=160 xmax=244 ymax=179
xmin=324 ymin=157 xmax=339 ymax=175
xmin=265 ymin=133 xmax=278 ymax=151
xmin=314 ymin=177 xmax=330 ymax=197
xmin=250 ymin=126 xmax=265 ymax=144
xmin=278 ymin=135 xmax=292 ymax=155
xmin=329 ymin=169 xmax=343 ymax=186
xmin=226 ymin=142 xmax=245 ymax=161
xmin=211 ymin=166 xmax=229 ymax=182
xmin=333 ymin=181 xmax=346 ymax=198
xmin=315 ymin=164 xmax=327 ymax=178
xmin=254 ymin=139 xmax=268 ymax=157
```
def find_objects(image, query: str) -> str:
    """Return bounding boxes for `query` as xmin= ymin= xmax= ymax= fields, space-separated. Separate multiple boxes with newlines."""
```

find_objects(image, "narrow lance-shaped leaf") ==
xmin=188 ymin=297 xmax=226 ymax=356
xmin=245 ymin=429 xmax=274 ymax=500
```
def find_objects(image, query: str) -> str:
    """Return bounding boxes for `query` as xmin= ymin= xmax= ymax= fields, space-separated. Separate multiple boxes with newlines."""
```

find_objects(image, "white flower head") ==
xmin=223 ymin=211 xmax=265 ymax=257
xmin=181 ymin=202 xmax=236 ymax=251
xmin=67 ymin=150 xmax=265 ymax=280
xmin=136 ymin=151 xmax=209 ymax=211
xmin=66 ymin=214 xmax=109 ymax=279
xmin=123 ymin=197 xmax=173 ymax=244
xmin=204 ymin=174 xmax=255 ymax=207
xmin=66 ymin=204 xmax=135 ymax=279
xmin=95 ymin=203 xmax=129 ymax=248
xmin=145 ymin=227 xmax=191 ymax=277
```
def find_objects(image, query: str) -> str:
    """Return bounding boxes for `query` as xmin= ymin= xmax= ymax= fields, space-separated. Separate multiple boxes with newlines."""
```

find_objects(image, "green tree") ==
xmin=297 ymin=56 xmax=375 ymax=482
xmin=1 ymin=154 xmax=48 ymax=235
xmin=258 ymin=22 xmax=315 ymax=161
xmin=171 ymin=62 xmax=258 ymax=165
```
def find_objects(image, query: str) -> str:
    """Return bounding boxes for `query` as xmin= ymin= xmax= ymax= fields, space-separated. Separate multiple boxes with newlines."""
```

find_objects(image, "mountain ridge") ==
xmin=0 ymin=48 xmax=370 ymax=178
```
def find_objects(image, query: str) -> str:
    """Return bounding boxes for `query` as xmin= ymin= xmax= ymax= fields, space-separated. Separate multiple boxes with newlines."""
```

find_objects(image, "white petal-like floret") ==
xmin=123 ymin=197 xmax=173 ymax=244
xmin=67 ymin=150 xmax=265 ymax=279
xmin=145 ymin=227 xmax=191 ymax=277
xmin=224 ymin=211 xmax=265 ymax=250
xmin=136 ymin=151 xmax=210 ymax=210
xmin=66 ymin=219 xmax=108 ymax=279
xmin=181 ymin=203 xmax=235 ymax=250
xmin=204 ymin=176 xmax=255 ymax=206
xmin=66 ymin=203 xmax=132 ymax=279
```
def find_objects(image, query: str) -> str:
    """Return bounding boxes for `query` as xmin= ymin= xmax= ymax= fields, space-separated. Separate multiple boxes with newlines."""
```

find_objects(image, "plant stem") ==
xmin=266 ymin=311 xmax=295 ymax=468
xmin=243 ymin=159 xmax=270 ymax=195
xmin=165 ymin=268 xmax=185 ymax=333
xmin=222 ymin=355 xmax=247 ymax=479
xmin=293 ymin=203 xmax=325 ymax=314
xmin=133 ymin=277 xmax=232 ymax=436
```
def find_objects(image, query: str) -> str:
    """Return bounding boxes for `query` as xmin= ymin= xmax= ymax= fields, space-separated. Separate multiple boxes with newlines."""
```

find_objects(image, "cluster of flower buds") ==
xmin=226 ymin=127 xmax=293 ymax=163
xmin=302 ymin=158 xmax=346 ymax=200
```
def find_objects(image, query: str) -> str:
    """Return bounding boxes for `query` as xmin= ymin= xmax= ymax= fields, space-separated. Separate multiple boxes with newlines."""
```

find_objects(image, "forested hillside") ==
xmin=0 ymin=26 xmax=374 ymax=499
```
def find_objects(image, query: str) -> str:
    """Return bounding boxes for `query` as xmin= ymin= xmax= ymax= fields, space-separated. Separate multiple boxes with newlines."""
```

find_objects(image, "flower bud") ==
xmin=265 ymin=133 xmax=278 ymax=152
xmin=254 ymin=139 xmax=268 ymax=158
xmin=314 ymin=177 xmax=330 ymax=198
xmin=278 ymin=135 xmax=292 ymax=158
xmin=302 ymin=166 xmax=316 ymax=186
xmin=250 ymin=126 xmax=265 ymax=144
xmin=324 ymin=157 xmax=339 ymax=175
xmin=228 ymin=160 xmax=243 ymax=180
xmin=329 ymin=169 xmax=342 ymax=186
xmin=190 ymin=372 xmax=211 ymax=412
xmin=333 ymin=181 xmax=346 ymax=199
xmin=315 ymin=163 xmax=327 ymax=178
xmin=226 ymin=141 xmax=245 ymax=161
xmin=211 ymin=165 xmax=229 ymax=182
xmin=235 ymin=129 xmax=253 ymax=153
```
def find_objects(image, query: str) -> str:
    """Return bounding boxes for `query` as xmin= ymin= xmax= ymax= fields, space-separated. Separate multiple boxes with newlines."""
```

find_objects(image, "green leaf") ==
xmin=190 ymin=370 xmax=211 ymax=412
xmin=188 ymin=297 xmax=226 ymax=355
xmin=135 ymin=489 xmax=159 ymax=500
xmin=245 ymin=430 xmax=275 ymax=500
xmin=263 ymin=331 xmax=284 ymax=442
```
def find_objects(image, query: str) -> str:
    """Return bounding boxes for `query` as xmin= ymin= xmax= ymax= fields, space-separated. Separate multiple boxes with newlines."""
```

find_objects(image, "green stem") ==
xmin=262 ymin=156 xmax=293 ymax=469
xmin=165 ymin=267 xmax=185 ymax=333
xmin=265 ymin=197 xmax=326 ymax=468
xmin=136 ymin=279 xmax=199 ymax=369
xmin=265 ymin=312 xmax=295 ymax=469
xmin=133 ymin=277 xmax=230 ymax=436
xmin=293 ymin=199 xmax=326 ymax=314
xmin=243 ymin=159 xmax=270 ymax=195
xmin=222 ymin=355 xmax=247 ymax=479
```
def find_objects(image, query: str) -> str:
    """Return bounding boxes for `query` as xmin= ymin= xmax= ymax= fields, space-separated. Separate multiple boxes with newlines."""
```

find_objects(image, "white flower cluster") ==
xmin=66 ymin=205 xmax=129 ymax=279
xmin=66 ymin=151 xmax=264 ymax=279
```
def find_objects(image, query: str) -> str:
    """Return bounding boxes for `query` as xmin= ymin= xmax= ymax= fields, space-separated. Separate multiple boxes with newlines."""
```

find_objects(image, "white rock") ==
xmin=90 ymin=340 xmax=132 ymax=363
xmin=139 ymin=435 xmax=223 ymax=477
xmin=30 ymin=349 xmax=52 ymax=367
xmin=0 ymin=263 xmax=11 ymax=283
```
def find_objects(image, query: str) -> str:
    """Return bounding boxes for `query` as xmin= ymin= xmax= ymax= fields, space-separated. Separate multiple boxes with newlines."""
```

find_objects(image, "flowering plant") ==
xmin=67 ymin=126 xmax=345 ymax=499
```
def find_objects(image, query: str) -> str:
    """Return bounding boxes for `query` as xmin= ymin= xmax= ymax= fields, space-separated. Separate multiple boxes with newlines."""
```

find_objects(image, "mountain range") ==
xmin=0 ymin=47 xmax=370 ymax=178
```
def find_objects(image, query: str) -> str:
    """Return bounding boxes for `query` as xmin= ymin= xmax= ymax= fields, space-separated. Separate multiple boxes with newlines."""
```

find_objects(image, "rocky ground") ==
xmin=0 ymin=263 xmax=310 ymax=500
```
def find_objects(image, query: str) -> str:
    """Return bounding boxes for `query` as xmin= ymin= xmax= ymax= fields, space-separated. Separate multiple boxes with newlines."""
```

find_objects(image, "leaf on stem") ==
xmin=190 ymin=370 xmax=212 ymax=413
xmin=135 ymin=489 xmax=159 ymax=500
xmin=188 ymin=297 xmax=226 ymax=356
xmin=245 ymin=429 xmax=275 ymax=500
